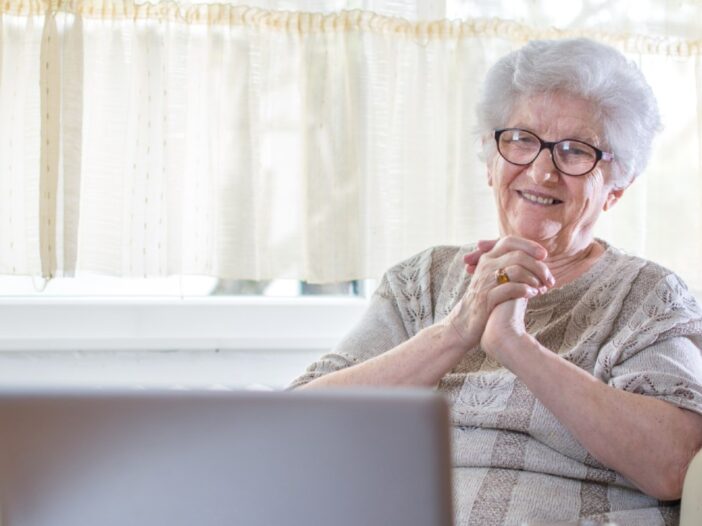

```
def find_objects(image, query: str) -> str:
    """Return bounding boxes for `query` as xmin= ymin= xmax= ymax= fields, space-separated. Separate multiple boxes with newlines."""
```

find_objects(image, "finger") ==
xmin=464 ymin=239 xmax=499 ymax=266
xmin=491 ymin=235 xmax=548 ymax=260
xmin=494 ymin=251 xmax=555 ymax=287
xmin=496 ymin=265 xmax=547 ymax=291
xmin=464 ymin=250 xmax=482 ymax=274
xmin=464 ymin=250 xmax=482 ymax=266
xmin=487 ymin=282 xmax=538 ymax=311
xmin=476 ymin=239 xmax=499 ymax=252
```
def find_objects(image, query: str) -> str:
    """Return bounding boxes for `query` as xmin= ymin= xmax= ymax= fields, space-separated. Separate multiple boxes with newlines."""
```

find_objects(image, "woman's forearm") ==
xmin=299 ymin=323 xmax=467 ymax=389
xmin=501 ymin=334 xmax=702 ymax=501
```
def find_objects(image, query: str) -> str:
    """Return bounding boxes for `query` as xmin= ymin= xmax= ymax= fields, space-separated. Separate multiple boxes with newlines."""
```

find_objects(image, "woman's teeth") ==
xmin=521 ymin=191 xmax=558 ymax=205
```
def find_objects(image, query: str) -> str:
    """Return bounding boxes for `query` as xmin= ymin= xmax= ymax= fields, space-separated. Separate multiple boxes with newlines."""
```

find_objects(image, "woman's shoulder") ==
xmin=590 ymin=245 xmax=702 ymax=386
xmin=382 ymin=245 xmax=470 ymax=278
xmin=605 ymin=243 xmax=694 ymax=292
xmin=374 ymin=244 xmax=472 ymax=303
xmin=374 ymin=244 xmax=474 ymax=332
xmin=599 ymin=242 xmax=701 ymax=318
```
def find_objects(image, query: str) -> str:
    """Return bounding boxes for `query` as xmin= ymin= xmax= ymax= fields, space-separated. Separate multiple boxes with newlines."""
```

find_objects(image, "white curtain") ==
xmin=1 ymin=0 xmax=701 ymax=287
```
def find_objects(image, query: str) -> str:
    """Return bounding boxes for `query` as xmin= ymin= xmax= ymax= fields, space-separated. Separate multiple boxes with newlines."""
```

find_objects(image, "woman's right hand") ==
xmin=441 ymin=235 xmax=555 ymax=350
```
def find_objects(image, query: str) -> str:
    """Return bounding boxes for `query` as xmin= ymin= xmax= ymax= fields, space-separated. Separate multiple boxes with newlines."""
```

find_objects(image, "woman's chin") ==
xmin=503 ymin=223 xmax=561 ymax=244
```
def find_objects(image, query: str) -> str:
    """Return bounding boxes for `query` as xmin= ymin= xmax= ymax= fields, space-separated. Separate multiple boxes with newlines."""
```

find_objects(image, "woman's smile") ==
xmin=515 ymin=189 xmax=563 ymax=206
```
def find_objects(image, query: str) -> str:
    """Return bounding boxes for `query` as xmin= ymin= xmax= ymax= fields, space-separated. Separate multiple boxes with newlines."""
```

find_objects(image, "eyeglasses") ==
xmin=494 ymin=128 xmax=614 ymax=176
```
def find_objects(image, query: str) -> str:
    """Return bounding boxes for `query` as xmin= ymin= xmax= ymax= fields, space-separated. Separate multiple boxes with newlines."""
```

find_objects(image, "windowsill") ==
xmin=0 ymin=297 xmax=368 ymax=352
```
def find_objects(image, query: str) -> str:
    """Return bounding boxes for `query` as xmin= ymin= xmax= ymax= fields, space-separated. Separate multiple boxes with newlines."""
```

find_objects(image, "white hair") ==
xmin=476 ymin=38 xmax=662 ymax=187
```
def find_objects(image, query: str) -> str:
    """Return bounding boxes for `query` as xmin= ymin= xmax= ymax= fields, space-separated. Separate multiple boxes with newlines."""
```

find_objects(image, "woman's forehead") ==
xmin=508 ymin=93 xmax=602 ymax=144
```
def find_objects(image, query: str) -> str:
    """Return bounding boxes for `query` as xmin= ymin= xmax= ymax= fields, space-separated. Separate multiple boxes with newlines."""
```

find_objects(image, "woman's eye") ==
xmin=561 ymin=143 xmax=593 ymax=158
xmin=510 ymin=134 xmax=537 ymax=145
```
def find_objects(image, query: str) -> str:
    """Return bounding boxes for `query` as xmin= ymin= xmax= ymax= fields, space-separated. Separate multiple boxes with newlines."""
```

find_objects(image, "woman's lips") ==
xmin=517 ymin=190 xmax=563 ymax=206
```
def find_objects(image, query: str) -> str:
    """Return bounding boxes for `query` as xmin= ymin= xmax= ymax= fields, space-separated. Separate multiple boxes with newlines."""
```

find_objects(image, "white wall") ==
xmin=0 ymin=349 xmax=322 ymax=391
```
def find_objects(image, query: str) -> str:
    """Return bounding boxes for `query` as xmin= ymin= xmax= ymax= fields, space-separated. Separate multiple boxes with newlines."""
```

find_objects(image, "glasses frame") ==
xmin=494 ymin=128 xmax=614 ymax=177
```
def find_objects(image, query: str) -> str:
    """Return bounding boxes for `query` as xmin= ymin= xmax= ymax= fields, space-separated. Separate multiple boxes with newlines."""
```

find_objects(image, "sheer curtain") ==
xmin=0 ymin=0 xmax=701 ymax=287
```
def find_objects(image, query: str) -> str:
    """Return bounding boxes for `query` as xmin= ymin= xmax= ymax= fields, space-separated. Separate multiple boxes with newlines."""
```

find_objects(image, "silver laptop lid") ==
xmin=0 ymin=389 xmax=453 ymax=526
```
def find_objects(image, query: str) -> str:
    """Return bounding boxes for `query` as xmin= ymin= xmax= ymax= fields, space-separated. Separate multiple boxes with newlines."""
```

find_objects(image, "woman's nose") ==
xmin=526 ymin=148 xmax=559 ymax=185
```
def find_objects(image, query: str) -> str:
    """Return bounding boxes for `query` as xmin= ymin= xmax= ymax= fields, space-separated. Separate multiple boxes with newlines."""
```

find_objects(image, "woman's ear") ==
xmin=483 ymin=134 xmax=495 ymax=187
xmin=604 ymin=168 xmax=634 ymax=211
xmin=603 ymin=187 xmax=626 ymax=211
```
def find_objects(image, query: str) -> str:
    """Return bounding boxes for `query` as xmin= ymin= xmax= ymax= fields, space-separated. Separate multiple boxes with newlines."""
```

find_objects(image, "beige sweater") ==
xmin=290 ymin=242 xmax=702 ymax=526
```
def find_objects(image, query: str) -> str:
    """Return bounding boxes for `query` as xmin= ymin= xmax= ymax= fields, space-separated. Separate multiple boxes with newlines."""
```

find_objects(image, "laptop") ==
xmin=0 ymin=389 xmax=453 ymax=526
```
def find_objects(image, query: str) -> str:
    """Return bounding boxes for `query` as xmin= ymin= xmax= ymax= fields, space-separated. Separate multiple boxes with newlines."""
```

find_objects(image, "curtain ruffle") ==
xmin=0 ymin=1 xmax=701 ymax=56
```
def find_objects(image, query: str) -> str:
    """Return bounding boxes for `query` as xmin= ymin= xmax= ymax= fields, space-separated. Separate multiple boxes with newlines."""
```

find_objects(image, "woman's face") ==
xmin=487 ymin=92 xmax=626 ymax=257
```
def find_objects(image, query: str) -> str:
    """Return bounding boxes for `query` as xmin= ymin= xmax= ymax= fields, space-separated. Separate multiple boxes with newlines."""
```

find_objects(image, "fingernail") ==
xmin=528 ymin=287 xmax=539 ymax=296
xmin=539 ymin=286 xmax=548 ymax=294
xmin=548 ymin=276 xmax=555 ymax=286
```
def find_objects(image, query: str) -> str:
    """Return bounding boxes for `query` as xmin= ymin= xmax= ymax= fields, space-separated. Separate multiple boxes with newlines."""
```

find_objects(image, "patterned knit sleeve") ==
xmin=287 ymin=246 xmax=445 ymax=389
xmin=286 ymin=272 xmax=410 ymax=389
xmin=598 ymin=273 xmax=702 ymax=415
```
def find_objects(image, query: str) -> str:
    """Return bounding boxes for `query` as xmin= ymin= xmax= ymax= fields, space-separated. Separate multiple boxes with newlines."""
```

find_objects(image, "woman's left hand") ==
xmin=465 ymin=239 xmax=537 ymax=364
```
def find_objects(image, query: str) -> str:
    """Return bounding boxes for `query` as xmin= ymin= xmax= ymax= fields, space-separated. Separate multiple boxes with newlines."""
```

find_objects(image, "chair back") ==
xmin=680 ymin=448 xmax=702 ymax=526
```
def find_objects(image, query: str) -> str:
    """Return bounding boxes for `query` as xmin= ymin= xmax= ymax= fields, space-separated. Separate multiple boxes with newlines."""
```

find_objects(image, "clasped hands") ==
xmin=444 ymin=236 xmax=556 ymax=365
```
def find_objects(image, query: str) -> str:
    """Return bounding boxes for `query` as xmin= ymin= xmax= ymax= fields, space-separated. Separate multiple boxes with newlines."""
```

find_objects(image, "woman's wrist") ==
xmin=437 ymin=316 xmax=478 ymax=356
xmin=489 ymin=332 xmax=541 ymax=373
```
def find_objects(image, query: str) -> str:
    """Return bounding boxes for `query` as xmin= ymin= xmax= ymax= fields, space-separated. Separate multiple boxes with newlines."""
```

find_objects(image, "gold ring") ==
xmin=495 ymin=268 xmax=510 ymax=285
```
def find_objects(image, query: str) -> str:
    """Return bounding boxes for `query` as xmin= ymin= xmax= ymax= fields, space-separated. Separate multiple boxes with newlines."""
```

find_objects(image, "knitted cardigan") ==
xmin=290 ymin=241 xmax=702 ymax=526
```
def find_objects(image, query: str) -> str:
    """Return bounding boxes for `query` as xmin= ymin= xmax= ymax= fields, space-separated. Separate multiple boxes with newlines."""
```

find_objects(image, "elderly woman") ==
xmin=290 ymin=38 xmax=702 ymax=525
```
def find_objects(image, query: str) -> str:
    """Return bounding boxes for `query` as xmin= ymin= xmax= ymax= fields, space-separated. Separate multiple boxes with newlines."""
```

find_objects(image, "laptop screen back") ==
xmin=0 ymin=389 xmax=453 ymax=526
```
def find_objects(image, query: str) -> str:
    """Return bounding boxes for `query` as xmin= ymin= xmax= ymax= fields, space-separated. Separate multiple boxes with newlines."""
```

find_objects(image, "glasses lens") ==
xmin=554 ymin=140 xmax=597 ymax=175
xmin=497 ymin=129 xmax=540 ymax=164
